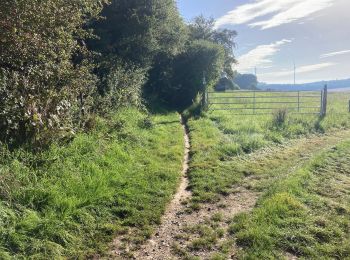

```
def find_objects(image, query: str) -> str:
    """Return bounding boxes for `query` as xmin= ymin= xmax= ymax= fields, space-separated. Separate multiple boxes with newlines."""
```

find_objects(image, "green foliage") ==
xmin=0 ymin=0 xmax=107 ymax=145
xmin=90 ymin=0 xmax=187 ymax=67
xmin=272 ymin=108 xmax=288 ymax=127
xmin=0 ymin=109 xmax=183 ymax=258
xmin=189 ymin=15 xmax=237 ymax=78
xmin=145 ymin=14 xmax=237 ymax=110
xmin=233 ymin=73 xmax=259 ymax=90
xmin=89 ymin=0 xmax=190 ymax=111
xmin=157 ymin=40 xmax=225 ymax=109
xmin=94 ymin=58 xmax=147 ymax=114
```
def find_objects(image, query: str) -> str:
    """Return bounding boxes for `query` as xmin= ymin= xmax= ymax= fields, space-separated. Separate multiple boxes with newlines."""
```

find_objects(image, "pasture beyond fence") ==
xmin=206 ymin=85 xmax=329 ymax=116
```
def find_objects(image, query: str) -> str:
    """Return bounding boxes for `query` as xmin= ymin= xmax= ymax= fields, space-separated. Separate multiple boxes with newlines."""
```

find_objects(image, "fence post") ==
xmin=348 ymin=100 xmax=350 ymax=113
xmin=297 ymin=91 xmax=300 ymax=112
xmin=323 ymin=84 xmax=328 ymax=116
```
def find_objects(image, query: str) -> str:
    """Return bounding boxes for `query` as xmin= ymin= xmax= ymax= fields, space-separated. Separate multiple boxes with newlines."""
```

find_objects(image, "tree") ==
xmin=89 ymin=0 xmax=187 ymax=110
xmin=233 ymin=73 xmax=259 ymax=90
xmin=0 ymin=0 xmax=107 ymax=145
xmin=215 ymin=77 xmax=240 ymax=91
xmin=189 ymin=15 xmax=237 ymax=78
xmin=157 ymin=40 xmax=225 ymax=109
xmin=90 ymin=0 xmax=187 ymax=66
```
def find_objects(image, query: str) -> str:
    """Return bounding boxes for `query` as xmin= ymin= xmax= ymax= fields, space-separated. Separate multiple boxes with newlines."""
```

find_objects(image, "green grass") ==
xmin=184 ymin=91 xmax=350 ymax=259
xmin=0 ymin=108 xmax=184 ymax=259
xmin=187 ymin=92 xmax=350 ymax=203
xmin=230 ymin=139 xmax=350 ymax=259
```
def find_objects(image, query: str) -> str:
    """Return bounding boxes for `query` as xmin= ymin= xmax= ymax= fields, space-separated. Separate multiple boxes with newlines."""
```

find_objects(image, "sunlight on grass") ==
xmin=0 ymin=108 xmax=183 ymax=259
xmin=187 ymin=92 xmax=350 ymax=203
xmin=230 ymin=140 xmax=350 ymax=259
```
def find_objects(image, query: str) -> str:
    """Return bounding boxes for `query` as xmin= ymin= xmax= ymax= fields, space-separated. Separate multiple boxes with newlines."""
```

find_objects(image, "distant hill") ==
xmin=258 ymin=78 xmax=350 ymax=91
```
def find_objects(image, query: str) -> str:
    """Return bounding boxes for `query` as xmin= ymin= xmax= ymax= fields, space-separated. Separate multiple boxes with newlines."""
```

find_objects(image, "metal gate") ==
xmin=206 ymin=86 xmax=328 ymax=116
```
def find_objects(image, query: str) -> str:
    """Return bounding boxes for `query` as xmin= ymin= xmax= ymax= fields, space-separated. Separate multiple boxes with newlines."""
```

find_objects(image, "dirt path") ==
xmin=131 ymin=129 xmax=350 ymax=260
xmin=132 ymin=115 xmax=192 ymax=259
xmin=111 ymin=126 xmax=350 ymax=259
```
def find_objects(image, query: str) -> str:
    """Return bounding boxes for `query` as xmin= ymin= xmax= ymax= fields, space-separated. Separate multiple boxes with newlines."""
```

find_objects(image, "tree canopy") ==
xmin=0 ymin=1 xmax=237 ymax=146
xmin=233 ymin=73 xmax=259 ymax=90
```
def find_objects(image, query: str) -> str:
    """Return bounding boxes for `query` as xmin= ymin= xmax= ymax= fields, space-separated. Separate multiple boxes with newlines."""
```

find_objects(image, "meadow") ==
xmin=0 ymin=91 xmax=349 ymax=259
xmin=187 ymin=91 xmax=350 ymax=204
xmin=0 ymin=108 xmax=184 ymax=259
xmin=179 ymin=91 xmax=350 ymax=259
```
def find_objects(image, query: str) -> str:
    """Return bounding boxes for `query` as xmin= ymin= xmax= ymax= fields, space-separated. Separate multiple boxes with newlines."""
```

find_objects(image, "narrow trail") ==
xmin=111 ymin=123 xmax=350 ymax=259
xmin=133 ymin=115 xmax=192 ymax=259
xmin=131 ymin=116 xmax=260 ymax=259
xmin=132 ymin=129 xmax=350 ymax=260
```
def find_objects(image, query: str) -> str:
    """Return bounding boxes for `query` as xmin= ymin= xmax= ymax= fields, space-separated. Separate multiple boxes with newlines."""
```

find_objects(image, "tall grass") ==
xmin=0 ymin=108 xmax=184 ymax=258
xmin=187 ymin=92 xmax=350 ymax=203
xmin=230 ymin=139 xmax=350 ymax=259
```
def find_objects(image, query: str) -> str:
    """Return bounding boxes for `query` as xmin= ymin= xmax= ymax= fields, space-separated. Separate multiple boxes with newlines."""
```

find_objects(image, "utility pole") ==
xmin=293 ymin=62 xmax=296 ymax=86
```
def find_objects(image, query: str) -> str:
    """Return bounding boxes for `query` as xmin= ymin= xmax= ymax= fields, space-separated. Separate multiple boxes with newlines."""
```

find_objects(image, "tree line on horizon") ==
xmin=0 ymin=0 xmax=237 ymax=147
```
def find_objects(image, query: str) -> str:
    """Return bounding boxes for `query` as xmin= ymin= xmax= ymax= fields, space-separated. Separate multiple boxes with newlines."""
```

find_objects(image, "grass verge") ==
xmin=0 ymin=108 xmax=183 ymax=259
xmin=230 ymin=139 xmax=350 ymax=259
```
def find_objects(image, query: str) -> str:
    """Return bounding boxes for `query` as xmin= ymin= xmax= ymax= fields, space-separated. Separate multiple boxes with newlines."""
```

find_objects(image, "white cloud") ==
xmin=236 ymin=39 xmax=291 ymax=72
xmin=261 ymin=62 xmax=336 ymax=77
xmin=215 ymin=0 xmax=335 ymax=30
xmin=320 ymin=50 xmax=350 ymax=58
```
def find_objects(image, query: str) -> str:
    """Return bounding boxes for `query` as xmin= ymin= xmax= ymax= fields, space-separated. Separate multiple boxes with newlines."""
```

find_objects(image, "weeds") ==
xmin=0 ymin=108 xmax=183 ymax=259
xmin=272 ymin=108 xmax=288 ymax=127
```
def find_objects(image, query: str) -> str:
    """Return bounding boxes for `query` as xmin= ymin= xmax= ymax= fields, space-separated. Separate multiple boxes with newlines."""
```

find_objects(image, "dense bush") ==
xmin=146 ymin=15 xmax=236 ymax=110
xmin=89 ymin=0 xmax=187 ymax=69
xmin=94 ymin=59 xmax=147 ymax=114
xmin=154 ymin=40 xmax=225 ymax=110
xmin=0 ymin=0 xmax=236 ymax=144
xmin=0 ymin=0 xmax=107 ymax=145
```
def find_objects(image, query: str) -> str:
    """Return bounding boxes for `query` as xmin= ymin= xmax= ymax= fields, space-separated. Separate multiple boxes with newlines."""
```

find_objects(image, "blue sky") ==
xmin=177 ymin=0 xmax=350 ymax=84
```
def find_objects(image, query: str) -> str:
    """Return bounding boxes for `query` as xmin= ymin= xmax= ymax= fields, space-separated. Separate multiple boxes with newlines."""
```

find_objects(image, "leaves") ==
xmin=0 ymin=0 xmax=107 ymax=146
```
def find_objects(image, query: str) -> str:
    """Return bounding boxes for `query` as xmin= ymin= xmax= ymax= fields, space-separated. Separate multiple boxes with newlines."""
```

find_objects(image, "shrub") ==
xmin=0 ymin=0 xmax=106 ymax=146
xmin=272 ymin=108 xmax=288 ymax=127
xmin=157 ymin=40 xmax=225 ymax=110
xmin=94 ymin=59 xmax=147 ymax=114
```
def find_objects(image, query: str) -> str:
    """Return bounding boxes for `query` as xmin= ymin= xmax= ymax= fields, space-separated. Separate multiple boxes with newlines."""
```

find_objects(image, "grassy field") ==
xmin=187 ymin=92 xmax=350 ymax=204
xmin=1 ymin=90 xmax=349 ymax=259
xmin=181 ymin=91 xmax=350 ymax=259
xmin=0 ymin=108 xmax=184 ymax=259
xmin=231 ymin=138 xmax=350 ymax=259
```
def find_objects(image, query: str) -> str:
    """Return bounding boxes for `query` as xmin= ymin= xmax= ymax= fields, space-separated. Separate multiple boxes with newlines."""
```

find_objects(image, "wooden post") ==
xmin=348 ymin=100 xmax=350 ymax=113
xmin=323 ymin=84 xmax=328 ymax=116
xmin=297 ymin=91 xmax=300 ymax=112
